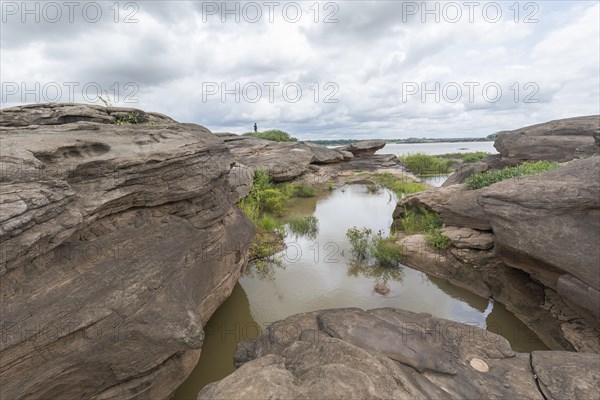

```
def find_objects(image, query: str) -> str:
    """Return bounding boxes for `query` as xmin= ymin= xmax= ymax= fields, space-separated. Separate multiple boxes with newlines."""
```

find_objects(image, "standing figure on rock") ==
xmin=254 ymin=122 xmax=258 ymax=133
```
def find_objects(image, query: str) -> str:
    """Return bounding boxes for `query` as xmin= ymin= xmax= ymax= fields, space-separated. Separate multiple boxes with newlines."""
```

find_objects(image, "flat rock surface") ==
xmin=198 ymin=308 xmax=599 ymax=400
xmin=532 ymin=351 xmax=600 ymax=400
xmin=0 ymin=104 xmax=254 ymax=399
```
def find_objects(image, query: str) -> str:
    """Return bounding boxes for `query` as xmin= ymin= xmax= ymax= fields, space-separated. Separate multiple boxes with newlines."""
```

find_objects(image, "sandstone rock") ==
xmin=228 ymin=163 xmax=254 ymax=200
xmin=341 ymin=154 xmax=400 ymax=171
xmin=442 ymin=154 xmax=507 ymax=187
xmin=532 ymin=351 xmax=600 ymax=400
xmin=219 ymin=135 xmax=315 ymax=182
xmin=335 ymin=140 xmax=386 ymax=157
xmin=480 ymin=156 xmax=600 ymax=308
xmin=394 ymin=184 xmax=491 ymax=230
xmin=440 ymin=227 xmax=494 ymax=250
xmin=0 ymin=102 xmax=174 ymax=126
xmin=337 ymin=150 xmax=354 ymax=160
xmin=198 ymin=308 xmax=600 ymax=400
xmin=0 ymin=104 xmax=254 ymax=399
xmin=494 ymin=115 xmax=599 ymax=163
xmin=304 ymin=142 xmax=344 ymax=164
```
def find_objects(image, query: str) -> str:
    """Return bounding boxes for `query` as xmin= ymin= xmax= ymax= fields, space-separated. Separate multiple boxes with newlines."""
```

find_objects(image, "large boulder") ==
xmin=494 ymin=115 xmax=599 ymax=163
xmin=304 ymin=142 xmax=344 ymax=164
xmin=480 ymin=156 xmax=600 ymax=315
xmin=335 ymin=140 xmax=386 ymax=157
xmin=217 ymin=135 xmax=315 ymax=182
xmin=0 ymin=102 xmax=174 ymax=126
xmin=0 ymin=104 xmax=255 ymax=399
xmin=198 ymin=308 xmax=599 ymax=400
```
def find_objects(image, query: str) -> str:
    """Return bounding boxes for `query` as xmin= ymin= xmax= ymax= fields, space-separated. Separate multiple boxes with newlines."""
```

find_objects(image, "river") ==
xmin=174 ymin=181 xmax=546 ymax=399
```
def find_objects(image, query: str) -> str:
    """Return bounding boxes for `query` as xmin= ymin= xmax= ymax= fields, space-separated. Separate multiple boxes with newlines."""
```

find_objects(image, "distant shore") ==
xmin=307 ymin=135 xmax=496 ymax=146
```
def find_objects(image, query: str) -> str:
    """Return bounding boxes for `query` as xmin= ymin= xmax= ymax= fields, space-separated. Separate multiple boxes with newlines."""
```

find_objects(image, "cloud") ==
xmin=1 ymin=0 xmax=598 ymax=139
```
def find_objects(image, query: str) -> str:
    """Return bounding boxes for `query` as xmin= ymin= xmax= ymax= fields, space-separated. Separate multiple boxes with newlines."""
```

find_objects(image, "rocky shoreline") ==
xmin=198 ymin=308 xmax=599 ymax=400
xmin=1 ymin=104 xmax=598 ymax=399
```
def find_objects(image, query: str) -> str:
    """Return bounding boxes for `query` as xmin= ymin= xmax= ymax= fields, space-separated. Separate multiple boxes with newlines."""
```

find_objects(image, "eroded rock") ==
xmin=197 ymin=308 xmax=599 ymax=400
xmin=0 ymin=104 xmax=255 ymax=399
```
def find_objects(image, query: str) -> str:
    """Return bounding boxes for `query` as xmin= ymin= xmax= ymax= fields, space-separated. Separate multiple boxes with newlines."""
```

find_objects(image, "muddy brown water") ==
xmin=174 ymin=184 xmax=547 ymax=399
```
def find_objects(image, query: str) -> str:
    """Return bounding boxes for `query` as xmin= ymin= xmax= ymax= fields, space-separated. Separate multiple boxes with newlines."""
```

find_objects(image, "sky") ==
xmin=1 ymin=0 xmax=599 ymax=139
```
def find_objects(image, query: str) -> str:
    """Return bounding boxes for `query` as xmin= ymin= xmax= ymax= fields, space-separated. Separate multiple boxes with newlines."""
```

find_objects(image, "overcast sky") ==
xmin=1 ymin=1 xmax=599 ymax=139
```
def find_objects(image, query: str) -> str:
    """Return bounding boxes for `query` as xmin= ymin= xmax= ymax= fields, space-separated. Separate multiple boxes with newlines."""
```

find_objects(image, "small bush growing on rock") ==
xmin=244 ymin=129 xmax=298 ymax=142
xmin=425 ymin=230 xmax=452 ymax=250
xmin=465 ymin=161 xmax=560 ymax=189
xmin=398 ymin=153 xmax=452 ymax=176
xmin=115 ymin=112 xmax=146 ymax=125
xmin=399 ymin=207 xmax=442 ymax=234
xmin=370 ymin=232 xmax=403 ymax=266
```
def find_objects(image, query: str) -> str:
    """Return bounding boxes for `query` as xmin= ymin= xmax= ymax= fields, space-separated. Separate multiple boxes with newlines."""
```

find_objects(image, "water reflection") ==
xmin=173 ymin=283 xmax=259 ymax=400
xmin=175 ymin=184 xmax=547 ymax=398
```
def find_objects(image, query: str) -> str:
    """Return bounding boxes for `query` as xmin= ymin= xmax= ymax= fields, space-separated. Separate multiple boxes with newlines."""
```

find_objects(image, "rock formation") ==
xmin=215 ymin=134 xmax=398 ymax=182
xmin=393 ymin=127 xmax=600 ymax=352
xmin=443 ymin=116 xmax=599 ymax=186
xmin=0 ymin=104 xmax=255 ymax=399
xmin=198 ymin=308 xmax=600 ymax=400
xmin=494 ymin=115 xmax=599 ymax=163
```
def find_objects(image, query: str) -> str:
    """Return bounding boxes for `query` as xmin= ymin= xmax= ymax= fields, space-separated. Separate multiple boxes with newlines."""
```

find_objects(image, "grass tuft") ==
xmin=399 ymin=153 xmax=452 ymax=175
xmin=465 ymin=161 xmax=560 ymax=190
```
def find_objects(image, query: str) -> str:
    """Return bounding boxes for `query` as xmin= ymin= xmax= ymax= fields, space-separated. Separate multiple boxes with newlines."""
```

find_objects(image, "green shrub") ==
xmin=244 ymin=129 xmax=298 ymax=142
xmin=399 ymin=153 xmax=452 ymax=175
xmin=426 ymin=230 xmax=452 ymax=250
xmin=465 ymin=161 xmax=560 ymax=190
xmin=346 ymin=227 xmax=372 ymax=260
xmin=261 ymin=188 xmax=288 ymax=215
xmin=248 ymin=232 xmax=283 ymax=260
xmin=370 ymin=233 xmax=403 ymax=266
xmin=327 ymin=181 xmax=335 ymax=191
xmin=287 ymin=216 xmax=319 ymax=239
xmin=238 ymin=169 xmax=289 ymax=222
xmin=115 ymin=112 xmax=146 ymax=125
xmin=373 ymin=173 xmax=427 ymax=197
xmin=257 ymin=215 xmax=280 ymax=233
xmin=399 ymin=207 xmax=442 ymax=234
xmin=366 ymin=184 xmax=380 ymax=194
xmin=294 ymin=184 xmax=316 ymax=198
xmin=437 ymin=152 xmax=489 ymax=163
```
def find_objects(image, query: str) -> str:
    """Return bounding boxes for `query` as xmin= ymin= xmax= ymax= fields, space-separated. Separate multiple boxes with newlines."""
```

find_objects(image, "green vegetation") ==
xmin=465 ymin=161 xmax=560 ymax=190
xmin=346 ymin=227 xmax=403 ymax=266
xmin=115 ymin=112 xmax=146 ymax=125
xmin=244 ymin=129 xmax=298 ymax=142
xmin=287 ymin=216 xmax=319 ymax=239
xmin=397 ymin=207 xmax=442 ymax=234
xmin=437 ymin=151 xmax=489 ymax=163
xmin=346 ymin=227 xmax=372 ymax=260
xmin=396 ymin=207 xmax=452 ymax=251
xmin=425 ymin=230 xmax=452 ymax=250
xmin=257 ymin=215 xmax=280 ymax=233
xmin=327 ymin=181 xmax=335 ymax=191
xmin=372 ymin=172 xmax=427 ymax=197
xmin=293 ymin=184 xmax=316 ymax=198
xmin=370 ymin=232 xmax=403 ymax=266
xmin=398 ymin=153 xmax=453 ymax=176
xmin=366 ymin=184 xmax=380 ymax=194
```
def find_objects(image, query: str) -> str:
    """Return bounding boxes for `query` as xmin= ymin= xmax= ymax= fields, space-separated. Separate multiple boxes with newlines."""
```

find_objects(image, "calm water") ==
xmin=378 ymin=141 xmax=497 ymax=156
xmin=174 ymin=185 xmax=547 ymax=400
